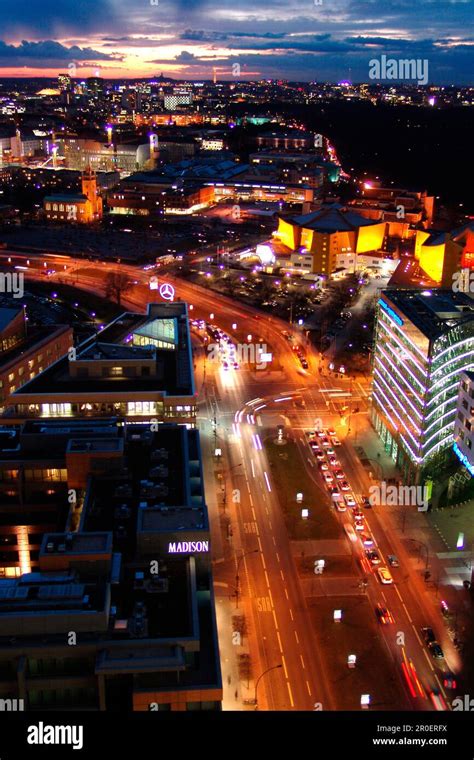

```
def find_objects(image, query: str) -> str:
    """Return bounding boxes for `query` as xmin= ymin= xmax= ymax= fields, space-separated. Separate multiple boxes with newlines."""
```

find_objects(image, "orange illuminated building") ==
xmin=415 ymin=222 xmax=474 ymax=286
xmin=275 ymin=206 xmax=386 ymax=276
xmin=44 ymin=166 xmax=103 ymax=224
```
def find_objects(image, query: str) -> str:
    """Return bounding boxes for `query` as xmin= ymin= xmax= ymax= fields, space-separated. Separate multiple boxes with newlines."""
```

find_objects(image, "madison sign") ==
xmin=168 ymin=540 xmax=209 ymax=554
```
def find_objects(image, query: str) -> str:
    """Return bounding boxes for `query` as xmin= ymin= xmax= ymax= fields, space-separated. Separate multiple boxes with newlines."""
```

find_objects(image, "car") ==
xmin=429 ymin=642 xmax=444 ymax=660
xmin=354 ymin=519 xmax=365 ymax=531
xmin=316 ymin=430 xmax=326 ymax=438
xmin=222 ymin=361 xmax=229 ymax=370
xmin=361 ymin=495 xmax=372 ymax=508
xmin=233 ymin=361 xmax=239 ymax=370
xmin=334 ymin=469 xmax=345 ymax=480
xmin=328 ymin=457 xmax=340 ymax=468
xmin=331 ymin=436 xmax=341 ymax=447
xmin=321 ymin=437 xmax=331 ymax=447
xmin=360 ymin=533 xmax=374 ymax=547
xmin=377 ymin=567 xmax=393 ymax=585
xmin=323 ymin=472 xmax=334 ymax=484
xmin=340 ymin=480 xmax=350 ymax=491
xmin=344 ymin=494 xmax=356 ymax=507
xmin=344 ymin=524 xmax=357 ymax=543
xmin=310 ymin=441 xmax=320 ymax=449
xmin=421 ymin=627 xmax=436 ymax=645
xmin=365 ymin=549 xmax=381 ymax=565
xmin=300 ymin=359 xmax=308 ymax=369
xmin=375 ymin=603 xmax=394 ymax=624
xmin=306 ymin=430 xmax=316 ymax=438
xmin=335 ymin=501 xmax=346 ymax=512
xmin=326 ymin=447 xmax=336 ymax=456
xmin=429 ymin=690 xmax=448 ymax=711
xmin=388 ymin=554 xmax=399 ymax=567
xmin=442 ymin=674 xmax=457 ymax=690
xmin=327 ymin=428 xmax=337 ymax=437
xmin=319 ymin=462 xmax=329 ymax=471
xmin=329 ymin=486 xmax=340 ymax=497
xmin=352 ymin=508 xmax=364 ymax=518
xmin=315 ymin=451 xmax=325 ymax=460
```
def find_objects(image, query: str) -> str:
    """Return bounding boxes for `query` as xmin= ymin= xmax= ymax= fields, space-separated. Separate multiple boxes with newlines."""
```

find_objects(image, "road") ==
xmin=0 ymin=249 xmax=458 ymax=711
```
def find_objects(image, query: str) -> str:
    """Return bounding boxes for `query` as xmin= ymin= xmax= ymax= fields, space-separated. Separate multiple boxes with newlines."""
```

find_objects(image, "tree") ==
xmin=104 ymin=271 xmax=135 ymax=306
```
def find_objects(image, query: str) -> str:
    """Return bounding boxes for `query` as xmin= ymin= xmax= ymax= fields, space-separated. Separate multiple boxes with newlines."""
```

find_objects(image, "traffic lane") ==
xmin=294 ymin=430 xmax=430 ymax=710
xmin=335 ymin=442 xmax=453 ymax=704
xmin=239 ymin=425 xmax=311 ymax=709
xmin=240 ymin=417 xmax=333 ymax=710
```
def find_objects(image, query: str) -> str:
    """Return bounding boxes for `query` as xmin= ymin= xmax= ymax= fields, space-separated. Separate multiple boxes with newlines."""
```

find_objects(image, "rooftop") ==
xmin=288 ymin=205 xmax=382 ymax=232
xmin=382 ymin=289 xmax=474 ymax=341
xmin=11 ymin=303 xmax=194 ymax=398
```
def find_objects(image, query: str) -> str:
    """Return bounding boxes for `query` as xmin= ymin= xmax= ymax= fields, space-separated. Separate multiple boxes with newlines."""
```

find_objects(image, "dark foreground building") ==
xmin=0 ymin=419 xmax=222 ymax=710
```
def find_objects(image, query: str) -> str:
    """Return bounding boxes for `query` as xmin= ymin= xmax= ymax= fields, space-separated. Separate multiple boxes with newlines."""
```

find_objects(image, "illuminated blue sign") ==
xmin=453 ymin=442 xmax=474 ymax=477
xmin=378 ymin=299 xmax=403 ymax=327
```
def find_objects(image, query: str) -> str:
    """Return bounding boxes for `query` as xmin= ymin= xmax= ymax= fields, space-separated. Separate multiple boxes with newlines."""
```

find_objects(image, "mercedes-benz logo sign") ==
xmin=159 ymin=282 xmax=175 ymax=301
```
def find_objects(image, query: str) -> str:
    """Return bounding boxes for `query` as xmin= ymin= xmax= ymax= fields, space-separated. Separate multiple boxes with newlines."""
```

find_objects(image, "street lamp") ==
xmin=255 ymin=664 xmax=283 ymax=709
xmin=235 ymin=548 xmax=259 ymax=609
xmin=409 ymin=538 xmax=430 ymax=572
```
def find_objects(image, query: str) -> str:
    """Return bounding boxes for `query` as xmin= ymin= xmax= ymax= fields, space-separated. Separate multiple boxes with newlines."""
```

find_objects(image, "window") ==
xmin=8 ymin=373 xmax=14 ymax=383
xmin=110 ymin=367 xmax=123 ymax=377
xmin=18 ymin=367 xmax=24 ymax=376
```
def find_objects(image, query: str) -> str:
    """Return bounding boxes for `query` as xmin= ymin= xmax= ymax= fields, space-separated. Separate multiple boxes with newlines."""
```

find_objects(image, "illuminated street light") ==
xmin=361 ymin=694 xmax=370 ymax=709
xmin=247 ymin=334 xmax=252 ymax=342
xmin=348 ymin=655 xmax=356 ymax=669
xmin=457 ymin=533 xmax=465 ymax=550
xmin=296 ymin=492 xmax=303 ymax=503
xmin=232 ymin=323 xmax=237 ymax=330
xmin=333 ymin=609 xmax=342 ymax=623
xmin=301 ymin=508 xmax=309 ymax=519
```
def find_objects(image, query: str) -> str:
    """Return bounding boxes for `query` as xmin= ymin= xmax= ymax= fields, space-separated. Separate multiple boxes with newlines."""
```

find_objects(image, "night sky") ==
xmin=0 ymin=0 xmax=472 ymax=83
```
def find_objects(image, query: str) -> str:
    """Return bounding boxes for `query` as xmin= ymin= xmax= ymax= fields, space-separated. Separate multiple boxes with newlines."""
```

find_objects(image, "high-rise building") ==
xmin=0 ymin=419 xmax=222 ymax=710
xmin=57 ymin=74 xmax=72 ymax=92
xmin=453 ymin=370 xmax=474 ymax=475
xmin=371 ymin=289 xmax=474 ymax=483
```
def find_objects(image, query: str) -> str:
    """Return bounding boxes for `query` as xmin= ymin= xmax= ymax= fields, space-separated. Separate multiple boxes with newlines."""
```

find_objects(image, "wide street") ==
xmin=0 ymin=249 xmax=462 ymax=711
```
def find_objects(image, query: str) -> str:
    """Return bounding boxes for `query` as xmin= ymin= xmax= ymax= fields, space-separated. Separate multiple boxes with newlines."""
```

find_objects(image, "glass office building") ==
xmin=371 ymin=289 xmax=474 ymax=483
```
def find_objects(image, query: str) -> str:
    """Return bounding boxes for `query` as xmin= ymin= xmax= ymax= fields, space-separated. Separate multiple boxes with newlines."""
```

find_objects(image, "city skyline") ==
xmin=0 ymin=0 xmax=472 ymax=84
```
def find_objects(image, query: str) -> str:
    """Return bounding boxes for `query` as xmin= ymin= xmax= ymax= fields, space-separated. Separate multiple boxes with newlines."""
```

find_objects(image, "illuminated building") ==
xmin=256 ymin=130 xmax=314 ymax=150
xmin=108 ymin=181 xmax=214 ymax=216
xmin=275 ymin=206 xmax=386 ymax=276
xmin=453 ymin=371 xmax=474 ymax=475
xmin=415 ymin=222 xmax=474 ymax=286
xmin=4 ymin=303 xmax=196 ymax=427
xmin=58 ymin=136 xmax=151 ymax=175
xmin=349 ymin=183 xmax=434 ymax=228
xmin=0 ymin=420 xmax=222 ymax=710
xmin=371 ymin=289 xmax=474 ymax=483
xmin=43 ymin=166 xmax=103 ymax=223
xmin=57 ymin=74 xmax=72 ymax=92
xmin=0 ymin=307 xmax=73 ymax=410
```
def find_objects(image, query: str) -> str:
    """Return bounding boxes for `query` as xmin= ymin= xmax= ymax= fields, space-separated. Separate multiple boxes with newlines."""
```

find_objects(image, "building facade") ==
xmin=371 ymin=290 xmax=474 ymax=484
xmin=0 ymin=420 xmax=221 ymax=710
xmin=0 ymin=307 xmax=73 ymax=409
xmin=453 ymin=370 xmax=474 ymax=476
xmin=3 ymin=303 xmax=196 ymax=427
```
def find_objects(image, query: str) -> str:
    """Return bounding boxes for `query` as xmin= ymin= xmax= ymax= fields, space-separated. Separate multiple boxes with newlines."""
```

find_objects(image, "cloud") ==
xmin=0 ymin=40 xmax=116 ymax=61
